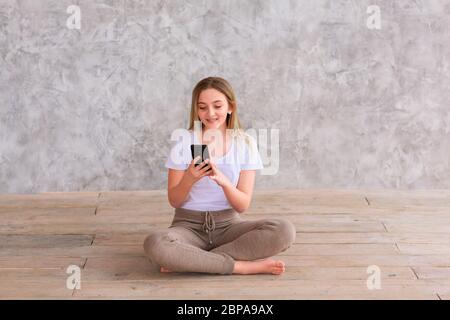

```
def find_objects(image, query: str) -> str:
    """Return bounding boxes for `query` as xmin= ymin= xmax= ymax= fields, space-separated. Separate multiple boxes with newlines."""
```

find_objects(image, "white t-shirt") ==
xmin=165 ymin=129 xmax=264 ymax=211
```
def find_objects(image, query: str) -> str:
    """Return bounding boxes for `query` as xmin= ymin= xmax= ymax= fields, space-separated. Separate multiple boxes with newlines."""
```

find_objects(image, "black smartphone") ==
xmin=190 ymin=144 xmax=212 ymax=171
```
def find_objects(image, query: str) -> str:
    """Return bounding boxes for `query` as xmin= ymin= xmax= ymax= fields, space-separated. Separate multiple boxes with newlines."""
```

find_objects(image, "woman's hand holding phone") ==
xmin=183 ymin=156 xmax=212 ymax=185
xmin=207 ymin=160 xmax=232 ymax=188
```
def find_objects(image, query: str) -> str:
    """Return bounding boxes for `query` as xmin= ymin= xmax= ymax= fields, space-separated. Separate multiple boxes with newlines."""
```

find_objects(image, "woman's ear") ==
xmin=228 ymin=102 xmax=236 ymax=115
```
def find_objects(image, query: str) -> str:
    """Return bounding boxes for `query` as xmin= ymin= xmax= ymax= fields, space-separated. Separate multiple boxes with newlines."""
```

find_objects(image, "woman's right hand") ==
xmin=183 ymin=156 xmax=212 ymax=185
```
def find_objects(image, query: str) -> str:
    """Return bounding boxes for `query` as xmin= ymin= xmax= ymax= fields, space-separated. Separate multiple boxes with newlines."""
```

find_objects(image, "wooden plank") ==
xmin=412 ymin=267 xmax=450 ymax=280
xmin=0 ymin=192 xmax=99 ymax=210
xmin=0 ymin=256 xmax=85 ymax=268
xmin=245 ymin=213 xmax=374 ymax=223
xmin=282 ymin=244 xmax=398 ymax=255
xmin=294 ymin=232 xmax=450 ymax=244
xmin=81 ymin=257 xmax=416 ymax=281
xmin=0 ymin=235 xmax=93 ymax=249
xmin=250 ymin=196 xmax=368 ymax=209
xmin=99 ymin=190 xmax=167 ymax=198
xmin=0 ymin=207 xmax=96 ymax=217
xmin=257 ymin=213 xmax=448 ymax=232
xmin=0 ymin=223 xmax=159 ymax=235
xmin=397 ymin=244 xmax=450 ymax=255
xmin=438 ymin=293 xmax=450 ymax=300
xmin=72 ymin=278 xmax=445 ymax=299
xmin=0 ymin=267 xmax=79 ymax=299
xmin=248 ymin=188 xmax=450 ymax=215
xmin=96 ymin=277 xmax=450 ymax=288
xmin=83 ymin=257 xmax=158 ymax=281
xmin=0 ymin=214 xmax=173 ymax=226
xmin=0 ymin=245 xmax=145 ymax=258
xmin=96 ymin=190 xmax=171 ymax=215
xmin=248 ymin=206 xmax=450 ymax=215
xmin=97 ymin=205 xmax=173 ymax=216
xmin=363 ymin=189 xmax=450 ymax=208
xmin=384 ymin=223 xmax=450 ymax=233
xmin=0 ymin=280 xmax=75 ymax=298
xmin=272 ymin=254 xmax=450 ymax=267
xmin=93 ymin=233 xmax=149 ymax=246
xmin=248 ymin=205 xmax=369 ymax=215
xmin=370 ymin=214 xmax=450 ymax=225
xmin=248 ymin=189 xmax=369 ymax=214
xmin=0 ymin=268 xmax=69 ymax=281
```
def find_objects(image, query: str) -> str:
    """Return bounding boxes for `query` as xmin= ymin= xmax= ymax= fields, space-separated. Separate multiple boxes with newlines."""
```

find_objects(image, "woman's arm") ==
xmin=221 ymin=170 xmax=256 ymax=214
xmin=167 ymin=157 xmax=212 ymax=208
xmin=167 ymin=169 xmax=193 ymax=208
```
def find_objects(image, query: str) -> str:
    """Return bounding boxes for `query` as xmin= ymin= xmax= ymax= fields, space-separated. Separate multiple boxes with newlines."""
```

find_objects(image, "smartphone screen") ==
xmin=190 ymin=144 xmax=211 ymax=171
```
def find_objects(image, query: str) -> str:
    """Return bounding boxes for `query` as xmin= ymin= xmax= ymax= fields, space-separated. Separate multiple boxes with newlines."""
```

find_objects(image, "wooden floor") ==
xmin=1 ymin=189 xmax=450 ymax=300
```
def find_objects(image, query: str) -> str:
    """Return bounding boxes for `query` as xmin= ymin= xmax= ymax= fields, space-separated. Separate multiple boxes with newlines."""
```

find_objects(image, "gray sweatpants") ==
xmin=143 ymin=207 xmax=296 ymax=274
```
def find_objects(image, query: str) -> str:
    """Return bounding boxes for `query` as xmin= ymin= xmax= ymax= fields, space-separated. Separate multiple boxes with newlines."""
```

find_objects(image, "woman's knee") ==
xmin=270 ymin=218 xmax=296 ymax=249
xmin=143 ymin=230 xmax=182 ymax=260
xmin=143 ymin=231 xmax=167 ymax=259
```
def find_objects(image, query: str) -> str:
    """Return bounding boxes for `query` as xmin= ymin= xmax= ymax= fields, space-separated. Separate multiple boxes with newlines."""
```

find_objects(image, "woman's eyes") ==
xmin=198 ymin=105 xmax=222 ymax=110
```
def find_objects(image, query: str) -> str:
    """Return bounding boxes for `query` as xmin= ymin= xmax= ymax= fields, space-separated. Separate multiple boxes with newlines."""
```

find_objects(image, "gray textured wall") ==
xmin=1 ymin=0 xmax=450 ymax=193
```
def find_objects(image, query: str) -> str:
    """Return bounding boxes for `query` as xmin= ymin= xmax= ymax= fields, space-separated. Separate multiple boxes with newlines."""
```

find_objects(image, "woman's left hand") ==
xmin=206 ymin=159 xmax=231 ymax=188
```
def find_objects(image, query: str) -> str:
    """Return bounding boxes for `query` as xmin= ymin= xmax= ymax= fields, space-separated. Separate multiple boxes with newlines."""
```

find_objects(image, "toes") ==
xmin=271 ymin=261 xmax=285 ymax=275
xmin=273 ymin=268 xmax=283 ymax=275
xmin=274 ymin=261 xmax=285 ymax=274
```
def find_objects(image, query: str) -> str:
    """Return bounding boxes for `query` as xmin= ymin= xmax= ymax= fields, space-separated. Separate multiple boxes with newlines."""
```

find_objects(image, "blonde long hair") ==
xmin=188 ymin=77 xmax=257 ymax=160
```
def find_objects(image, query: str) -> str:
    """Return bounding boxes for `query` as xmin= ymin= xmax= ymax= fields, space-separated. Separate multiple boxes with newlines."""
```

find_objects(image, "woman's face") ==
xmin=197 ymin=88 xmax=231 ymax=131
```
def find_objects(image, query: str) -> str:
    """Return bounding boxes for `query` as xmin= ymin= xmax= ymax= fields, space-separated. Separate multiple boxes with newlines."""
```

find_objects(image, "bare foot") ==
xmin=233 ymin=259 xmax=286 ymax=275
xmin=160 ymin=267 xmax=173 ymax=273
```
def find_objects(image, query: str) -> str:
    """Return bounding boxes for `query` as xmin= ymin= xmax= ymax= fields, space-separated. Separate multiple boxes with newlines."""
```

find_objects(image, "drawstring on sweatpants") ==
xmin=202 ymin=211 xmax=216 ymax=245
